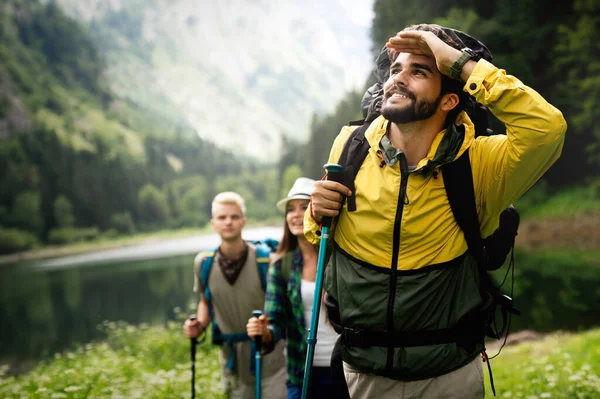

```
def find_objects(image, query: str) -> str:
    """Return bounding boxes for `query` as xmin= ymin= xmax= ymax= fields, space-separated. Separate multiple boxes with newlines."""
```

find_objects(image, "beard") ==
xmin=382 ymin=89 xmax=442 ymax=124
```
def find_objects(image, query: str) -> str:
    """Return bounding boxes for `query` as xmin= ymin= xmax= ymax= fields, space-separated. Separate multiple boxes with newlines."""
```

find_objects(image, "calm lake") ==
xmin=0 ymin=226 xmax=282 ymax=374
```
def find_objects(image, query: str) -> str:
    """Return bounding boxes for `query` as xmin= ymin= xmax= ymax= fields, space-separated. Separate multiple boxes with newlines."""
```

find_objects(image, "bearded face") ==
xmin=381 ymin=85 xmax=442 ymax=124
xmin=381 ymin=53 xmax=444 ymax=124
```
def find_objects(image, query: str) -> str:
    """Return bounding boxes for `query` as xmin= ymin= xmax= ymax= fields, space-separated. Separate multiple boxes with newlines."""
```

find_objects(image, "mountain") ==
xmin=0 ymin=0 xmax=265 ymax=253
xmin=54 ymin=0 xmax=374 ymax=159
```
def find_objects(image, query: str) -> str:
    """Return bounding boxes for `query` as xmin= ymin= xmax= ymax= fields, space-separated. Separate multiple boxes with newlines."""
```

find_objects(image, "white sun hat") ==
xmin=276 ymin=177 xmax=316 ymax=213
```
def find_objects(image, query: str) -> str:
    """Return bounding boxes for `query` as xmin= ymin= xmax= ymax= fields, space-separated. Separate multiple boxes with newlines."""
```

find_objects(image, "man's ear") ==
xmin=440 ymin=93 xmax=460 ymax=112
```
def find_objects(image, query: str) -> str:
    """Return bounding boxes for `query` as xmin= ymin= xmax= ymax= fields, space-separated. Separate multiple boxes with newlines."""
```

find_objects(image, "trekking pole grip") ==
xmin=322 ymin=163 xmax=343 ymax=228
xmin=252 ymin=310 xmax=263 ymax=350
xmin=189 ymin=315 xmax=197 ymax=354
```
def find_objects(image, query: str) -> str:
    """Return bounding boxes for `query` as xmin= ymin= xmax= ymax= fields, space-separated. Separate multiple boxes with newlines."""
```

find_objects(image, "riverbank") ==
xmin=0 ymin=220 xmax=282 ymax=266
xmin=2 ymin=210 xmax=598 ymax=266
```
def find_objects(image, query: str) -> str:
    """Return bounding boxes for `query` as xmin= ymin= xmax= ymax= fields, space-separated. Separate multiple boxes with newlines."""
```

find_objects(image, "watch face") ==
xmin=462 ymin=47 xmax=478 ymax=60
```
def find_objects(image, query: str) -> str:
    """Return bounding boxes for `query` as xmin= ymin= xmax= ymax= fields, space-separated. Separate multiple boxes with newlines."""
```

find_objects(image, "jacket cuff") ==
xmin=304 ymin=203 xmax=322 ymax=244
xmin=464 ymin=58 xmax=494 ymax=97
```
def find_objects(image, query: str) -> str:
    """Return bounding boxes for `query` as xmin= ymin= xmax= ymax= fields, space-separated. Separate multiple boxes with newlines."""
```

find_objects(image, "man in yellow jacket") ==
xmin=304 ymin=24 xmax=566 ymax=398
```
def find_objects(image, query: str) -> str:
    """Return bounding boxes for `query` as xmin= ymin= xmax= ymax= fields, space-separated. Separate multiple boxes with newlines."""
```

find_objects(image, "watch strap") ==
xmin=450 ymin=50 xmax=473 ymax=80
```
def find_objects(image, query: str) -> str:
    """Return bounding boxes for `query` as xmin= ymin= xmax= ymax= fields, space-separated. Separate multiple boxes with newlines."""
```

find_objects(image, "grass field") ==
xmin=1 ymin=315 xmax=598 ymax=399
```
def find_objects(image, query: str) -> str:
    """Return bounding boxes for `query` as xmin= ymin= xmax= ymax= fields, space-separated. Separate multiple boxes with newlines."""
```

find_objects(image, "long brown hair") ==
xmin=274 ymin=203 xmax=330 ymax=323
xmin=276 ymin=215 xmax=297 ymax=256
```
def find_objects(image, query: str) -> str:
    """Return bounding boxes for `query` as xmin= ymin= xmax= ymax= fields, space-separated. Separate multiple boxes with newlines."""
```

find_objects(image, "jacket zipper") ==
xmin=385 ymin=153 xmax=409 ymax=370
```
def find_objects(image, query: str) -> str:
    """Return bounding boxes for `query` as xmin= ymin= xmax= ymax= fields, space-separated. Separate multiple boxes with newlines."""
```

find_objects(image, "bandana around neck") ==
xmin=217 ymin=243 xmax=249 ymax=285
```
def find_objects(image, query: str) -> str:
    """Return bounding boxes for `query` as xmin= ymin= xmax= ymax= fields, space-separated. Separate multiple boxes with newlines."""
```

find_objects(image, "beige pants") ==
xmin=343 ymin=356 xmax=485 ymax=399
xmin=223 ymin=365 xmax=287 ymax=399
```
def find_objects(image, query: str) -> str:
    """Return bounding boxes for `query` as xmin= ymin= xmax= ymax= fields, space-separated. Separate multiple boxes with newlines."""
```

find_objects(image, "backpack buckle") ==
xmin=341 ymin=327 xmax=368 ymax=348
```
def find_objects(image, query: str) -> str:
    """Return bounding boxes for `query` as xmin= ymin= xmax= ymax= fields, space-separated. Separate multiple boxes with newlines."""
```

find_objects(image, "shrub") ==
xmin=109 ymin=211 xmax=136 ymax=234
xmin=0 ymin=228 xmax=39 ymax=254
xmin=47 ymin=227 xmax=99 ymax=245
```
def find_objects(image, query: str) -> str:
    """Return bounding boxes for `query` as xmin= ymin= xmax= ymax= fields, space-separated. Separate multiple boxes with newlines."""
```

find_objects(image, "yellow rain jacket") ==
xmin=303 ymin=59 xmax=566 ymax=379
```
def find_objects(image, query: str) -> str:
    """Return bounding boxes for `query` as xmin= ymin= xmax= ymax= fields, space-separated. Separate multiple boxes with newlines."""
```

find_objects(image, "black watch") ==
xmin=450 ymin=47 xmax=476 ymax=80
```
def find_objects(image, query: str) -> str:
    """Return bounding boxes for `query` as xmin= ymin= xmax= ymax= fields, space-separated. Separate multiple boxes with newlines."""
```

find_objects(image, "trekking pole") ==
xmin=252 ymin=310 xmax=263 ymax=399
xmin=189 ymin=315 xmax=197 ymax=399
xmin=301 ymin=163 xmax=343 ymax=399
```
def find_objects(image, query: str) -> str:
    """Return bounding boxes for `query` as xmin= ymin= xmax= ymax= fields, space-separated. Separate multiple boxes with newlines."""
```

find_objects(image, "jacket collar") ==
xmin=366 ymin=111 xmax=476 ymax=175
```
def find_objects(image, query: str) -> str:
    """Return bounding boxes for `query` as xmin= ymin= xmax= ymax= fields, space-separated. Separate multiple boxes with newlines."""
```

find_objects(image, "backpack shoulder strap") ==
xmin=200 ymin=249 xmax=217 ymax=318
xmin=440 ymin=149 xmax=483 ymax=258
xmin=254 ymin=244 xmax=271 ymax=291
xmin=336 ymin=121 xmax=372 ymax=212
xmin=200 ymin=250 xmax=215 ymax=290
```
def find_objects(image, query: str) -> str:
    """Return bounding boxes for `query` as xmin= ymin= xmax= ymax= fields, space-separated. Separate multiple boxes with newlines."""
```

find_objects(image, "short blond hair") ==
xmin=211 ymin=191 xmax=246 ymax=217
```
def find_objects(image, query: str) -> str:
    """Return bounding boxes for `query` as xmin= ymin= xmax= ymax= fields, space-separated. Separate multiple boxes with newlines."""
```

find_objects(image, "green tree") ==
xmin=281 ymin=164 xmax=303 ymax=198
xmin=179 ymin=185 xmax=210 ymax=228
xmin=53 ymin=195 xmax=74 ymax=227
xmin=554 ymin=0 xmax=600 ymax=167
xmin=109 ymin=211 xmax=136 ymax=234
xmin=304 ymin=91 xmax=362 ymax=179
xmin=137 ymin=184 xmax=170 ymax=228
xmin=8 ymin=190 xmax=42 ymax=235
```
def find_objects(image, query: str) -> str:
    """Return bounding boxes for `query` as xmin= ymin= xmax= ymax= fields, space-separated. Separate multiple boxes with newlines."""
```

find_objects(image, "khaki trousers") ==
xmin=224 ymin=364 xmax=287 ymax=399
xmin=343 ymin=356 xmax=485 ymax=399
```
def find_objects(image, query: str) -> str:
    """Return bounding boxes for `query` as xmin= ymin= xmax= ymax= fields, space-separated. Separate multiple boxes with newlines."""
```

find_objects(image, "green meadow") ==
xmin=1 ymin=316 xmax=598 ymax=398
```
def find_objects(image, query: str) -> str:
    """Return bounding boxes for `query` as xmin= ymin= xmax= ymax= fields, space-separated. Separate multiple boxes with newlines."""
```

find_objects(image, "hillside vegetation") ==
xmin=0 ymin=1 xmax=285 ymax=255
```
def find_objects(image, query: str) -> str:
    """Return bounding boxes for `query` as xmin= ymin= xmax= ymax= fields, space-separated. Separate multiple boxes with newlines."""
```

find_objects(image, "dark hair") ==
xmin=276 ymin=215 xmax=297 ymax=256
xmin=388 ymin=24 xmax=471 ymax=125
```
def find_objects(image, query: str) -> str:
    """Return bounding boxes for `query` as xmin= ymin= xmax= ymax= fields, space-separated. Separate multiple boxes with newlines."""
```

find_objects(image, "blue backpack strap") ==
xmin=255 ymin=245 xmax=270 ymax=291
xmin=199 ymin=249 xmax=217 ymax=327
xmin=218 ymin=332 xmax=254 ymax=373
xmin=252 ymin=239 xmax=278 ymax=291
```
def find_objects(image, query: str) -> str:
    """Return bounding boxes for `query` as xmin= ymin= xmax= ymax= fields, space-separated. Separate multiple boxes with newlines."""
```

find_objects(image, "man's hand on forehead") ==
xmin=386 ymin=30 xmax=462 ymax=78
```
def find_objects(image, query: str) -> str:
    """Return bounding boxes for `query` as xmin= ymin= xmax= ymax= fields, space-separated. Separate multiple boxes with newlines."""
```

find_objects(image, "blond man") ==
xmin=184 ymin=192 xmax=286 ymax=398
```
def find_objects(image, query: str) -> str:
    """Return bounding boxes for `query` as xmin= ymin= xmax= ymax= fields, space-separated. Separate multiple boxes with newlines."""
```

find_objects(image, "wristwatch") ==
xmin=450 ymin=48 xmax=476 ymax=80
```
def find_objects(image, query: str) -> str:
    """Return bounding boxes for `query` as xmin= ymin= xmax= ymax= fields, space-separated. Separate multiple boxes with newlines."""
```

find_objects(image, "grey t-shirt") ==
xmin=194 ymin=243 xmax=286 ymax=385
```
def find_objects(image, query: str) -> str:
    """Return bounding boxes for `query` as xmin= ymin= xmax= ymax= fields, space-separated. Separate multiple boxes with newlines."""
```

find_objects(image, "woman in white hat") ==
xmin=247 ymin=177 xmax=340 ymax=399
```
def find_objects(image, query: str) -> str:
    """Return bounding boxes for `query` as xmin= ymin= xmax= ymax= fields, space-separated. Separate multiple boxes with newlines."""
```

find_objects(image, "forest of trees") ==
xmin=0 ymin=0 xmax=598 ymax=254
xmin=296 ymin=0 xmax=600 ymax=186
xmin=0 ymin=1 xmax=295 ymax=254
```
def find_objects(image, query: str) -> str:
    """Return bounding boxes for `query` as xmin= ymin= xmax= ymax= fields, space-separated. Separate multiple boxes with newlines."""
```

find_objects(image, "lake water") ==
xmin=0 ymin=226 xmax=282 ymax=373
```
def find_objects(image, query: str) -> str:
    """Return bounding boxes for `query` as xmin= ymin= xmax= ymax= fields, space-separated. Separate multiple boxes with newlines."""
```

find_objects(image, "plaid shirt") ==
xmin=263 ymin=248 xmax=307 ymax=387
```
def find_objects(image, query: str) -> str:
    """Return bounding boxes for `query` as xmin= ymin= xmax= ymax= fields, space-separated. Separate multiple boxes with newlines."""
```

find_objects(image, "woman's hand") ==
xmin=246 ymin=314 xmax=270 ymax=342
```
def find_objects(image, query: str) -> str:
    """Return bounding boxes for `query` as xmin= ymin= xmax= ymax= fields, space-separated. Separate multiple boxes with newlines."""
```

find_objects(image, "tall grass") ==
xmin=485 ymin=329 xmax=600 ymax=398
xmin=0 ymin=317 xmax=226 ymax=399
xmin=515 ymin=181 xmax=600 ymax=219
xmin=1 ymin=318 xmax=598 ymax=398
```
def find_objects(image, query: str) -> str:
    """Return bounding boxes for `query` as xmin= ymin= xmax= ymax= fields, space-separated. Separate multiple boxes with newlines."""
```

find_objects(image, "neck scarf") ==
xmin=217 ymin=243 xmax=249 ymax=285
